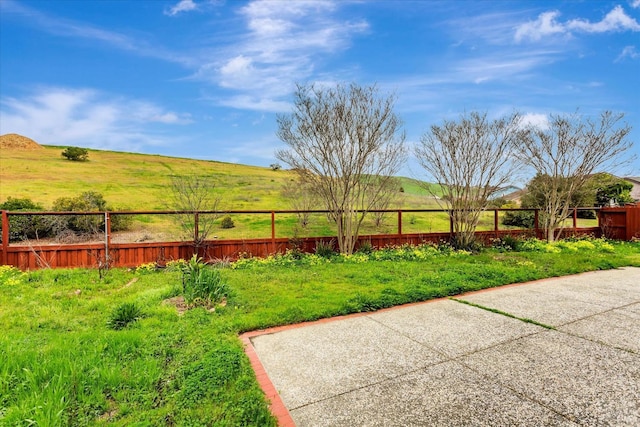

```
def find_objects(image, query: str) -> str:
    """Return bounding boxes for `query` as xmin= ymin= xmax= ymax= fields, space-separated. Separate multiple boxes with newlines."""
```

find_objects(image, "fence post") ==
xmin=105 ymin=212 xmax=111 ymax=264
xmin=494 ymin=209 xmax=499 ymax=237
xmin=271 ymin=211 xmax=276 ymax=254
xmin=397 ymin=210 xmax=402 ymax=236
xmin=1 ymin=210 xmax=8 ymax=266
xmin=194 ymin=212 xmax=199 ymax=243
xmin=572 ymin=208 xmax=577 ymax=231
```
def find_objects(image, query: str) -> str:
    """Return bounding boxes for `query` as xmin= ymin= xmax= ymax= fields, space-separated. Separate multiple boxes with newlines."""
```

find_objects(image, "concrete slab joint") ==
xmin=243 ymin=267 xmax=640 ymax=426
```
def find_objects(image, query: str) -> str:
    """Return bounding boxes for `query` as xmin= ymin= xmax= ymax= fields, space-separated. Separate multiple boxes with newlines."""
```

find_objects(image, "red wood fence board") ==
xmin=2 ymin=205 xmax=637 ymax=271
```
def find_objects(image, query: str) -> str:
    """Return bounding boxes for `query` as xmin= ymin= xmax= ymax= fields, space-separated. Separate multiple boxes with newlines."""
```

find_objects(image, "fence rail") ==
xmin=1 ymin=206 xmax=636 ymax=270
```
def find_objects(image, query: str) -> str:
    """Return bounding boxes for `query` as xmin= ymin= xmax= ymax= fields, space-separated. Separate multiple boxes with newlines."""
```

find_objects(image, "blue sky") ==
xmin=1 ymin=0 xmax=639 ymax=180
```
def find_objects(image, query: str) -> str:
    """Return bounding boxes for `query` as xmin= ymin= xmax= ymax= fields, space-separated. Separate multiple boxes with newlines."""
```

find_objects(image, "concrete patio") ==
xmin=243 ymin=267 xmax=640 ymax=426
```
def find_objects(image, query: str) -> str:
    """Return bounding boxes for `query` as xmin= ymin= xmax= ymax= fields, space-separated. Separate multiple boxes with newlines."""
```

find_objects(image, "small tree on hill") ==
xmin=276 ymin=82 xmax=406 ymax=255
xmin=514 ymin=111 xmax=633 ymax=241
xmin=61 ymin=147 xmax=89 ymax=161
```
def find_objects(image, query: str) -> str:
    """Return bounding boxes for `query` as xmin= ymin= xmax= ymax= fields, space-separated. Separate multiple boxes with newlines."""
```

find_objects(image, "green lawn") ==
xmin=1 ymin=238 xmax=638 ymax=426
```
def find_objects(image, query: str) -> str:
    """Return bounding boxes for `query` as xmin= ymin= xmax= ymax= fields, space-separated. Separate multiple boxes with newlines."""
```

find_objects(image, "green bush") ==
xmin=315 ymin=239 xmax=336 ymax=258
xmin=181 ymin=255 xmax=230 ymax=306
xmin=110 ymin=212 xmax=134 ymax=232
xmin=61 ymin=146 xmax=89 ymax=161
xmin=502 ymin=210 xmax=535 ymax=228
xmin=220 ymin=215 xmax=235 ymax=229
xmin=107 ymin=302 xmax=143 ymax=330
xmin=0 ymin=197 xmax=54 ymax=241
xmin=51 ymin=191 xmax=132 ymax=235
xmin=491 ymin=235 xmax=521 ymax=251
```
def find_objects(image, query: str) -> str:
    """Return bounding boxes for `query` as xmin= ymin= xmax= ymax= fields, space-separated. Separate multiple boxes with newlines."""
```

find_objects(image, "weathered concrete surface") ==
xmin=249 ymin=267 xmax=640 ymax=426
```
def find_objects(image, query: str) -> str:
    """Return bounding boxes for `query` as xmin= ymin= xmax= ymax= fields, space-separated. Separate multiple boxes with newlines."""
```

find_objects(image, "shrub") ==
xmin=61 ymin=146 xmax=89 ymax=161
xmin=51 ymin=191 xmax=132 ymax=236
xmin=269 ymin=163 xmax=282 ymax=171
xmin=110 ymin=212 xmax=134 ymax=232
xmin=356 ymin=240 xmax=374 ymax=254
xmin=502 ymin=210 xmax=535 ymax=228
xmin=0 ymin=197 xmax=53 ymax=241
xmin=220 ymin=215 xmax=235 ymax=229
xmin=314 ymin=239 xmax=336 ymax=258
xmin=491 ymin=235 xmax=521 ymax=252
xmin=107 ymin=302 xmax=143 ymax=330
xmin=181 ymin=255 xmax=230 ymax=306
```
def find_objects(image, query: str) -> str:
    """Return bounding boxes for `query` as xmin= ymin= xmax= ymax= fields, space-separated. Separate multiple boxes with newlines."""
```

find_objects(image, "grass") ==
xmin=1 ymin=238 xmax=638 ymax=425
xmin=2 ymin=145 xmax=599 ymax=242
xmin=0 ymin=146 xmax=440 ymax=211
xmin=1 ymin=146 xmax=448 ymax=241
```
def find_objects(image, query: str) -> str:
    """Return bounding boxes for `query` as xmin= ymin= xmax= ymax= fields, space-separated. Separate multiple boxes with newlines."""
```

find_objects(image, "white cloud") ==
xmin=630 ymin=0 xmax=640 ymax=9
xmin=567 ymin=5 xmax=640 ymax=33
xmin=514 ymin=11 xmax=566 ymax=42
xmin=194 ymin=0 xmax=369 ymax=112
xmin=165 ymin=0 xmax=198 ymax=16
xmin=515 ymin=6 xmax=640 ymax=42
xmin=0 ymin=87 xmax=191 ymax=150
xmin=616 ymin=45 xmax=640 ymax=61
xmin=518 ymin=112 xmax=549 ymax=130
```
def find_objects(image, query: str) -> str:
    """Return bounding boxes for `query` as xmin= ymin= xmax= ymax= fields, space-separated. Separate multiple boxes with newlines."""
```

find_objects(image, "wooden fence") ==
xmin=599 ymin=205 xmax=640 ymax=240
xmin=0 ymin=206 xmax=628 ymax=270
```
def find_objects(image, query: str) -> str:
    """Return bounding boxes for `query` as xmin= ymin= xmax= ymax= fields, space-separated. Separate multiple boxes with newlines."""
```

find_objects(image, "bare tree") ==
xmin=281 ymin=178 xmax=319 ymax=229
xmin=369 ymin=176 xmax=401 ymax=229
xmin=165 ymin=175 xmax=221 ymax=246
xmin=415 ymin=112 xmax=524 ymax=249
xmin=276 ymin=83 xmax=406 ymax=254
xmin=514 ymin=111 xmax=632 ymax=241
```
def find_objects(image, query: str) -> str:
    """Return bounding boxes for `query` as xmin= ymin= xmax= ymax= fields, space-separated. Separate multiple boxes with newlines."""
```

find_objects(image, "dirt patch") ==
xmin=163 ymin=295 xmax=190 ymax=315
xmin=163 ymin=295 xmax=227 ymax=315
xmin=0 ymin=133 xmax=44 ymax=150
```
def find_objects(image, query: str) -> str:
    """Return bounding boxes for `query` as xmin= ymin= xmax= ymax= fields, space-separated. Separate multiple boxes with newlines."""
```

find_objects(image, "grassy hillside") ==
xmin=1 ymin=146 xmax=452 ymax=240
xmin=0 ymin=146 xmax=299 ymax=210
xmin=1 ymin=145 xmax=441 ymax=211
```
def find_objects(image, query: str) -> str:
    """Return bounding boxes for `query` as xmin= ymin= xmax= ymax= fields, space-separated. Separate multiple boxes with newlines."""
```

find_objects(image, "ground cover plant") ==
xmin=1 ymin=237 xmax=638 ymax=425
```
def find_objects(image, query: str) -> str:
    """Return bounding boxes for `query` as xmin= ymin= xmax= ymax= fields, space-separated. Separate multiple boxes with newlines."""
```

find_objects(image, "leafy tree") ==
xmin=415 ymin=111 xmax=524 ymax=249
xmin=590 ymin=173 xmax=634 ymax=207
xmin=514 ymin=111 xmax=632 ymax=241
xmin=276 ymin=83 xmax=406 ymax=254
xmin=61 ymin=147 xmax=89 ymax=161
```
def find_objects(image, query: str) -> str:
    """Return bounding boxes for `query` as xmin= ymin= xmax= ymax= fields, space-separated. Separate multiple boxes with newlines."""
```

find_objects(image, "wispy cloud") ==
xmin=616 ymin=45 xmax=640 ymax=61
xmin=515 ymin=5 xmax=640 ymax=42
xmin=194 ymin=0 xmax=369 ymax=111
xmin=0 ymin=87 xmax=191 ymax=150
xmin=455 ymin=51 xmax=559 ymax=84
xmin=0 ymin=0 xmax=193 ymax=65
xmin=165 ymin=0 xmax=198 ymax=16
xmin=631 ymin=0 xmax=640 ymax=9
